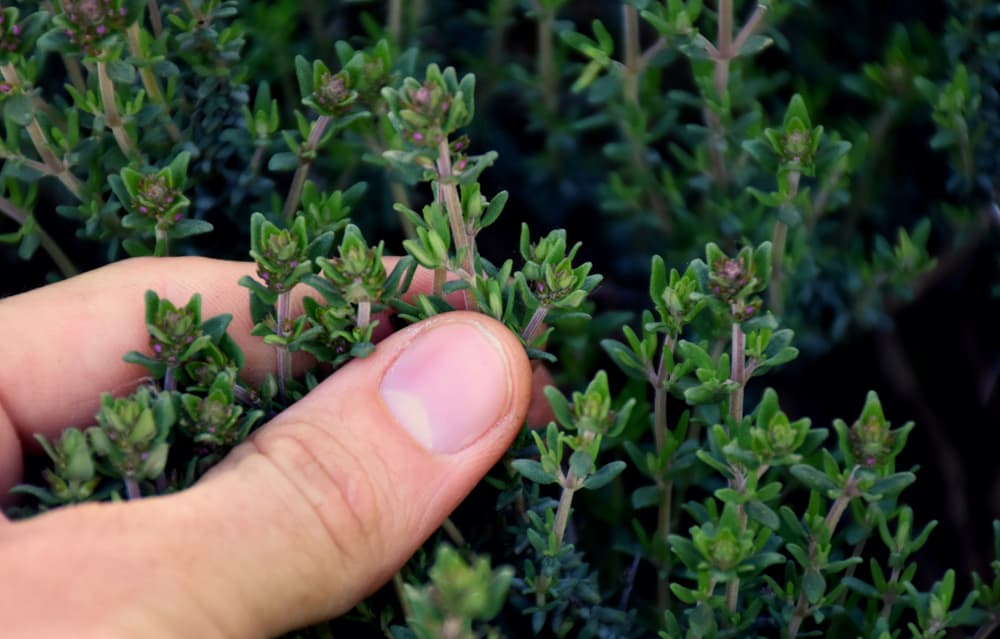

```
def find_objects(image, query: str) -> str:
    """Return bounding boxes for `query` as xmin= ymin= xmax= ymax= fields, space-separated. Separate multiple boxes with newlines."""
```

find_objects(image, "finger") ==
xmin=0 ymin=256 xmax=448 ymax=445
xmin=0 ymin=311 xmax=532 ymax=638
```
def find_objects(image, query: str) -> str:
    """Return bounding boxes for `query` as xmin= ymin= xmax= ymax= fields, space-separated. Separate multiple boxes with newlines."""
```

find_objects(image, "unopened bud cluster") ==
xmin=58 ymin=0 xmax=130 ymax=56
xmin=312 ymin=71 xmax=356 ymax=115
xmin=0 ymin=8 xmax=23 ymax=55
xmin=132 ymin=174 xmax=183 ymax=226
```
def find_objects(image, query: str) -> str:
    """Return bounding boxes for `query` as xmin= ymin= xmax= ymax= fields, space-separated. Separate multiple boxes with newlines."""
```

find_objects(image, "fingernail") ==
xmin=379 ymin=319 xmax=512 ymax=453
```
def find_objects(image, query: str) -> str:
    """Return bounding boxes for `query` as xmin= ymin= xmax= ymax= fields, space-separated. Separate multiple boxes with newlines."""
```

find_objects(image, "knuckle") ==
xmin=252 ymin=417 xmax=392 ymax=566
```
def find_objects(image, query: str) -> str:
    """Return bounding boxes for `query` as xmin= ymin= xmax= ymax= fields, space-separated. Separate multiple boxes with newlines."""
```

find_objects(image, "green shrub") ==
xmin=3 ymin=1 xmax=999 ymax=637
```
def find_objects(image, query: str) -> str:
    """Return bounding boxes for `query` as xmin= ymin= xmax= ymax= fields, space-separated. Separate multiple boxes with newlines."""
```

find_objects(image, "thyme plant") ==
xmin=3 ymin=1 xmax=1000 ymax=638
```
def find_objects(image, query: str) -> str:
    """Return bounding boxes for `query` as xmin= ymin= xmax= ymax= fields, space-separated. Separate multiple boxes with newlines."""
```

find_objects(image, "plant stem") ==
xmin=487 ymin=0 xmax=515 ymax=74
xmin=1 ymin=64 xmax=85 ymax=200
xmin=63 ymin=55 xmax=87 ymax=93
xmin=552 ymin=480 xmax=577 ymax=547
xmin=96 ymin=59 xmax=141 ymax=162
xmin=356 ymin=300 xmax=371 ymax=329
xmin=282 ymin=115 xmax=332 ymax=221
xmin=521 ymin=304 xmax=550 ymax=344
xmin=532 ymin=1 xmax=558 ymax=112
xmin=125 ymin=477 xmax=142 ymax=500
xmin=390 ymin=181 xmax=417 ymax=239
xmin=726 ymin=578 xmax=740 ymax=613
xmin=435 ymin=138 xmax=476 ymax=283
xmin=154 ymin=227 xmax=169 ymax=257
xmin=770 ymin=170 xmax=799 ymax=315
xmin=533 ymin=477 xmax=577 ymax=605
xmin=622 ymin=4 xmax=641 ymax=104
xmin=703 ymin=3 xmax=768 ymax=185
xmin=276 ymin=291 xmax=292 ymax=402
xmin=713 ymin=1 xmax=768 ymax=96
xmin=807 ymin=159 xmax=848 ymax=232
xmin=387 ymin=0 xmax=403 ymax=42
xmin=973 ymin=616 xmax=1000 ymax=639
xmin=0 ymin=197 xmax=79 ymax=278
xmin=877 ymin=564 xmax=902 ymax=621
xmin=163 ymin=365 xmax=176 ymax=392
xmin=441 ymin=517 xmax=466 ymax=546
xmin=408 ymin=0 xmax=427 ymax=39
xmin=0 ymin=152 xmax=49 ymax=176
xmin=249 ymin=144 xmax=266 ymax=175
xmin=147 ymin=0 xmax=164 ymax=38
xmin=725 ymin=469 xmax=751 ymax=616
xmin=787 ymin=472 xmax=859 ymax=639
xmin=729 ymin=313 xmax=746 ymax=423
xmin=715 ymin=0 xmax=734 ymax=97
xmin=392 ymin=573 xmax=413 ymax=620
xmin=127 ymin=23 xmax=182 ymax=143
xmin=652 ymin=339 xmax=675 ymax=616
xmin=617 ymin=8 xmax=673 ymax=232
xmin=432 ymin=267 xmax=446 ymax=298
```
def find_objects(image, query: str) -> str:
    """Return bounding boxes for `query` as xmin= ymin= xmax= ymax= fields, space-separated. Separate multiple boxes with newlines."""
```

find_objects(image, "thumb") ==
xmin=1 ymin=312 xmax=532 ymax=638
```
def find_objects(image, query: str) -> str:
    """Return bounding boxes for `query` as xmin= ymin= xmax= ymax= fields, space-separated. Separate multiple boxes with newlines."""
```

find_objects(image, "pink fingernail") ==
xmin=379 ymin=319 xmax=512 ymax=453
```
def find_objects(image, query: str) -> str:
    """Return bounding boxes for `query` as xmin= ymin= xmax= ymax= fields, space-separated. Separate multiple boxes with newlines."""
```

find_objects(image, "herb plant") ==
xmin=3 ymin=1 xmax=999 ymax=637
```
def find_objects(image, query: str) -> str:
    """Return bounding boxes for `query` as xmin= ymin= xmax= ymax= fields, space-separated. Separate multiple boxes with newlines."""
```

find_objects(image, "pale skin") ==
xmin=0 ymin=257 xmax=537 ymax=638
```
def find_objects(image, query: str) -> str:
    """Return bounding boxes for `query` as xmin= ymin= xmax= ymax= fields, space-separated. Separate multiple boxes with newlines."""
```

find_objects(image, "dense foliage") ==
xmin=2 ymin=1 xmax=999 ymax=637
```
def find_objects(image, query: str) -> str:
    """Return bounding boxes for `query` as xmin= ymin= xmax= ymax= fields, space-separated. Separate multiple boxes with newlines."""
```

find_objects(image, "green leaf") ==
xmin=677 ymin=340 xmax=713 ymax=369
xmin=17 ymin=230 xmax=40 ymax=260
xmin=350 ymin=341 xmax=376 ymax=358
xmin=746 ymin=500 xmax=780 ymax=530
xmin=600 ymin=339 xmax=650 ymax=381
xmin=170 ymin=219 xmax=214 ymax=239
xmin=841 ymin=576 xmax=880 ymax=599
xmin=3 ymin=94 xmax=33 ymax=126
xmin=122 ymin=351 xmax=167 ymax=377
xmin=106 ymin=60 xmax=137 ymax=84
xmin=294 ymin=55 xmax=312 ymax=102
xmin=37 ymin=28 xmax=75 ymax=54
xmin=867 ymin=472 xmax=916 ymax=498
xmin=631 ymin=484 xmax=662 ymax=509
xmin=790 ymin=464 xmax=838 ymax=493
xmin=200 ymin=314 xmax=233 ymax=342
xmin=802 ymin=569 xmax=826 ymax=604
xmin=268 ymin=152 xmax=299 ymax=172
xmin=569 ymin=449 xmax=595 ymax=478
xmin=714 ymin=487 xmax=746 ymax=505
xmin=8 ymin=484 xmax=60 ymax=505
xmin=511 ymin=459 xmax=558 ymax=485
xmin=122 ymin=238 xmax=152 ymax=257
xmin=737 ymin=34 xmax=773 ymax=57
xmin=166 ymin=151 xmax=191 ymax=188
xmin=583 ymin=461 xmax=626 ymax=490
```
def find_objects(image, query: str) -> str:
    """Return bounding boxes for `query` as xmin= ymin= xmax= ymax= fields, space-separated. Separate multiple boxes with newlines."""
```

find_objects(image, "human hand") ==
xmin=0 ymin=257 xmax=533 ymax=638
